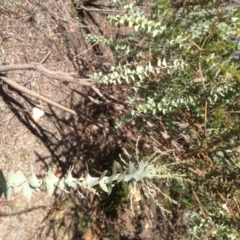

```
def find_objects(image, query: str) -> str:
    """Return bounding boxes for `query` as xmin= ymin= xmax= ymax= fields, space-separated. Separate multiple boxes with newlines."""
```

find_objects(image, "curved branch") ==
xmin=0 ymin=63 xmax=94 ymax=86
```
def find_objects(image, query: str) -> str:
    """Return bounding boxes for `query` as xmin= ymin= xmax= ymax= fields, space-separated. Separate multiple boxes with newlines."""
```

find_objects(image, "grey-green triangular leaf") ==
xmin=107 ymin=173 xmax=116 ymax=183
xmin=7 ymin=170 xmax=15 ymax=186
xmin=5 ymin=186 xmax=13 ymax=200
xmin=128 ymin=161 xmax=135 ymax=175
xmin=84 ymin=174 xmax=99 ymax=188
xmin=132 ymin=170 xmax=143 ymax=181
xmin=99 ymin=170 xmax=108 ymax=181
xmin=23 ymin=184 xmax=33 ymax=201
xmin=65 ymin=179 xmax=77 ymax=189
xmin=47 ymin=169 xmax=59 ymax=183
xmin=99 ymin=179 xmax=108 ymax=193
xmin=112 ymin=161 xmax=117 ymax=175
xmin=58 ymin=177 xmax=66 ymax=191
xmin=115 ymin=161 xmax=122 ymax=172
xmin=45 ymin=176 xmax=56 ymax=196
xmin=128 ymin=180 xmax=135 ymax=189
xmin=107 ymin=184 xmax=112 ymax=196
xmin=122 ymin=182 xmax=128 ymax=189
xmin=144 ymin=165 xmax=155 ymax=178
xmin=117 ymin=170 xmax=127 ymax=182
xmin=14 ymin=170 xmax=27 ymax=184
xmin=138 ymin=161 xmax=147 ymax=172
xmin=13 ymin=171 xmax=26 ymax=193
xmin=29 ymin=165 xmax=42 ymax=188
xmin=13 ymin=183 xmax=23 ymax=193
xmin=124 ymin=174 xmax=133 ymax=182
xmin=29 ymin=179 xmax=42 ymax=188
xmin=65 ymin=168 xmax=77 ymax=188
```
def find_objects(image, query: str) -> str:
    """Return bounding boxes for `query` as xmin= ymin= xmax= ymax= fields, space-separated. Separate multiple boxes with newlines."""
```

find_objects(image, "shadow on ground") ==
xmin=0 ymin=1 xmax=176 ymax=239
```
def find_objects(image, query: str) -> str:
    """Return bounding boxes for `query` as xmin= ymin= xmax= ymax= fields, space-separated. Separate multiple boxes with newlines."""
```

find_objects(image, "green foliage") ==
xmin=184 ymin=209 xmax=239 ymax=240
xmin=85 ymin=34 xmax=134 ymax=56
xmin=88 ymin=0 xmax=240 ymax=128
xmin=86 ymin=0 xmax=240 ymax=237
xmin=1 ymin=0 xmax=240 ymax=238
xmin=0 ymin=152 xmax=187 ymax=213
xmin=87 ymin=1 xmax=240 ymax=152
xmin=5 ymin=166 xmax=42 ymax=200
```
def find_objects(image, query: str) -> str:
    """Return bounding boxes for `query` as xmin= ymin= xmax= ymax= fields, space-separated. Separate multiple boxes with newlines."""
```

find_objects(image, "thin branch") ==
xmin=0 ymin=62 xmax=108 ymax=118
xmin=0 ymin=63 xmax=95 ymax=86
xmin=191 ymin=188 xmax=210 ymax=218
xmin=1 ymin=77 xmax=108 ymax=128
xmin=91 ymin=85 xmax=110 ymax=102
xmin=79 ymin=4 xmax=126 ymax=14
xmin=1 ymin=76 xmax=77 ymax=115
xmin=40 ymin=51 xmax=51 ymax=64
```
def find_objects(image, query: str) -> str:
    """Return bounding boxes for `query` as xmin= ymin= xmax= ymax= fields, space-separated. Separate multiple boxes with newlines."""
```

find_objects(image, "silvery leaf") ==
xmin=45 ymin=175 xmax=56 ymax=196
xmin=47 ymin=169 xmax=59 ymax=183
xmin=13 ymin=183 xmax=23 ymax=193
xmin=83 ymin=174 xmax=99 ymax=188
xmin=7 ymin=170 xmax=15 ymax=186
xmin=128 ymin=161 xmax=135 ymax=175
xmin=23 ymin=184 xmax=33 ymax=201
xmin=99 ymin=170 xmax=108 ymax=181
xmin=65 ymin=166 xmax=77 ymax=188
xmin=99 ymin=178 xmax=109 ymax=193
xmin=107 ymin=184 xmax=113 ymax=196
xmin=14 ymin=170 xmax=27 ymax=184
xmin=117 ymin=170 xmax=127 ymax=182
xmin=29 ymin=165 xmax=42 ymax=188
xmin=5 ymin=186 xmax=13 ymax=200
xmin=58 ymin=177 xmax=67 ymax=191
xmin=124 ymin=174 xmax=133 ymax=182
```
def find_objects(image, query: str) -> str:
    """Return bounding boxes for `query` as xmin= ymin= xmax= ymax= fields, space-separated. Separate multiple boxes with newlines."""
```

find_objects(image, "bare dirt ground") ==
xmin=0 ymin=1 xmax=175 ymax=239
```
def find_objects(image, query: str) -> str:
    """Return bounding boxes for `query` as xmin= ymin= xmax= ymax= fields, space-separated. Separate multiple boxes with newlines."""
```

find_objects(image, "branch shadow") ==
xmin=0 ymin=2 xmax=175 ymax=239
xmin=0 ymin=80 xmax=122 ymax=239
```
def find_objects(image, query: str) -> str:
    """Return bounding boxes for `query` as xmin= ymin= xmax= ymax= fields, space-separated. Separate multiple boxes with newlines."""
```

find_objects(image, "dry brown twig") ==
xmin=0 ymin=72 xmax=108 ymax=129
xmin=0 ymin=76 xmax=77 ymax=115
xmin=79 ymin=4 xmax=127 ymax=14
xmin=0 ymin=57 xmax=99 ymax=116
xmin=0 ymin=59 xmax=126 ymax=117
xmin=0 ymin=64 xmax=94 ymax=86
xmin=0 ymin=63 xmax=120 ymax=133
xmin=0 ymin=47 xmax=124 ymax=130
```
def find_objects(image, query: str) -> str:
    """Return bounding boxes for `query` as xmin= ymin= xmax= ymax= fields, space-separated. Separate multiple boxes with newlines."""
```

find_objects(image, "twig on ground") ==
xmin=0 ymin=63 xmax=94 ymax=86
xmin=0 ymin=61 xmax=119 ymax=123
xmin=0 ymin=76 xmax=77 ymax=115
xmin=40 ymin=51 xmax=51 ymax=64
xmin=91 ymin=85 xmax=109 ymax=102
xmin=79 ymin=4 xmax=127 ymax=14
xmin=22 ymin=51 xmax=52 ymax=85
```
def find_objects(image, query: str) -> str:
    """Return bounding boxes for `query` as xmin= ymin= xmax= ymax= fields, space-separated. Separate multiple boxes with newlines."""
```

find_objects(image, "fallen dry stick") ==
xmin=0 ymin=63 xmax=94 ymax=86
xmin=0 ymin=68 xmax=111 ymax=132
xmin=0 ymin=62 xmax=116 ymax=125
xmin=1 ymin=76 xmax=77 ymax=115
xmin=0 ymin=62 xmax=100 ymax=115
